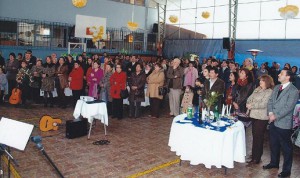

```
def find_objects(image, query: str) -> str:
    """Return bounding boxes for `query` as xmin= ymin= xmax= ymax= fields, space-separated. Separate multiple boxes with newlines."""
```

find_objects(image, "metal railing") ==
xmin=0 ymin=17 xmax=157 ymax=55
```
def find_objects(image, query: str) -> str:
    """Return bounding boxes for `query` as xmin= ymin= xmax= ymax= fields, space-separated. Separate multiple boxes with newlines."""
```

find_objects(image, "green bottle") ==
xmin=213 ymin=105 xmax=219 ymax=122
xmin=187 ymin=105 xmax=193 ymax=119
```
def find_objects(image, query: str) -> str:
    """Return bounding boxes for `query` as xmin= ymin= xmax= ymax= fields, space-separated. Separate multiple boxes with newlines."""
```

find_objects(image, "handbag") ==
xmin=120 ymin=89 xmax=129 ymax=99
xmin=292 ymin=127 xmax=300 ymax=147
xmin=236 ymin=110 xmax=252 ymax=122
xmin=295 ymin=133 xmax=300 ymax=147
xmin=158 ymin=86 xmax=168 ymax=96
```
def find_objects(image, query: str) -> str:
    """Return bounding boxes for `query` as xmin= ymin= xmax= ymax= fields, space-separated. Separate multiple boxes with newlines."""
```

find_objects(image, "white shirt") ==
xmin=209 ymin=78 xmax=217 ymax=89
xmin=281 ymin=82 xmax=290 ymax=90
xmin=269 ymin=82 xmax=291 ymax=115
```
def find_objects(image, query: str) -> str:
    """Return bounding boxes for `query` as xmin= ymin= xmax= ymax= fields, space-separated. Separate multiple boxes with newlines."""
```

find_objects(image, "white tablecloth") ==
xmin=168 ymin=114 xmax=246 ymax=169
xmin=73 ymin=100 xmax=108 ymax=126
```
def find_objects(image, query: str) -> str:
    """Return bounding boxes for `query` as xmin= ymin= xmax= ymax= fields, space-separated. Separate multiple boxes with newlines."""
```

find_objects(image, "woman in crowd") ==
xmin=232 ymin=68 xmax=255 ymax=127
xmin=85 ymin=58 xmax=93 ymax=84
xmin=100 ymin=63 xmax=114 ymax=115
xmin=128 ymin=63 xmax=146 ymax=118
xmin=225 ymin=72 xmax=238 ymax=110
xmin=144 ymin=63 xmax=153 ymax=78
xmin=292 ymin=66 xmax=298 ymax=75
xmin=92 ymin=54 xmax=99 ymax=61
xmin=55 ymin=57 xmax=69 ymax=108
xmin=30 ymin=59 xmax=43 ymax=104
xmin=88 ymin=61 xmax=103 ymax=99
xmin=199 ymin=65 xmax=210 ymax=84
xmin=192 ymin=78 xmax=204 ymax=113
xmin=284 ymin=63 xmax=291 ymax=70
xmin=110 ymin=63 xmax=126 ymax=120
xmin=146 ymin=63 xmax=165 ymax=118
xmin=5 ymin=52 xmax=19 ymax=97
xmin=184 ymin=62 xmax=198 ymax=87
xmin=83 ymin=57 xmax=93 ymax=95
xmin=66 ymin=54 xmax=74 ymax=74
xmin=69 ymin=61 xmax=84 ymax=106
xmin=0 ymin=67 xmax=7 ymax=104
xmin=16 ymin=61 xmax=31 ymax=107
xmin=246 ymin=74 xmax=274 ymax=164
xmin=257 ymin=63 xmax=268 ymax=78
xmin=41 ymin=56 xmax=55 ymax=107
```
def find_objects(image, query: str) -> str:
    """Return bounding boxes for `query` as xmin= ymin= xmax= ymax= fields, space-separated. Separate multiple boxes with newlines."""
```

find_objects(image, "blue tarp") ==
xmin=163 ymin=39 xmax=300 ymax=67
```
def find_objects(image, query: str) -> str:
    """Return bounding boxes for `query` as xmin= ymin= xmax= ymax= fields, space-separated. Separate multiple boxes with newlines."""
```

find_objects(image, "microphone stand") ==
xmin=0 ymin=145 xmax=19 ymax=178
xmin=38 ymin=147 xmax=64 ymax=178
xmin=32 ymin=139 xmax=64 ymax=178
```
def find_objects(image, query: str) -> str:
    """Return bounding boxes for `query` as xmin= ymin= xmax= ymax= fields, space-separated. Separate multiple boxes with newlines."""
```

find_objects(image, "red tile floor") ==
xmin=0 ymin=102 xmax=299 ymax=178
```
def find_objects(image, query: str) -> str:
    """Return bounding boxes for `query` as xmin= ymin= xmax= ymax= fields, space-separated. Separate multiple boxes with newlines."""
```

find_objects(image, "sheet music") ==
xmin=0 ymin=117 xmax=34 ymax=151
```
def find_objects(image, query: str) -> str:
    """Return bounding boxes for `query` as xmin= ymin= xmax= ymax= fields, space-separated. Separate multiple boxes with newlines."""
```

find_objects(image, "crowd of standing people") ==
xmin=0 ymin=49 xmax=299 ymax=177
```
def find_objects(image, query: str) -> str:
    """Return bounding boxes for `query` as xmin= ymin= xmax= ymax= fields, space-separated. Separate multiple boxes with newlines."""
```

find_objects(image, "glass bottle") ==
xmin=213 ymin=105 xmax=219 ymax=122
xmin=198 ymin=103 xmax=203 ymax=124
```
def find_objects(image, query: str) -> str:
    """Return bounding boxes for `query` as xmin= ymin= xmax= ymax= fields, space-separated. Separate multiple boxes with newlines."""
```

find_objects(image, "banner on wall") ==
xmin=75 ymin=14 xmax=107 ymax=39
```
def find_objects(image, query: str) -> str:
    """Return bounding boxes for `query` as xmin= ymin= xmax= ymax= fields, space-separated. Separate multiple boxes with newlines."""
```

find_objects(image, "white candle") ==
xmin=226 ymin=105 xmax=229 ymax=116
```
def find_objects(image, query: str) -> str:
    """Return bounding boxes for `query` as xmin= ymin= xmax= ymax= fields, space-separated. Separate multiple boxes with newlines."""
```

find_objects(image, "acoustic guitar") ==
xmin=9 ymin=87 xmax=22 ymax=105
xmin=39 ymin=115 xmax=62 ymax=132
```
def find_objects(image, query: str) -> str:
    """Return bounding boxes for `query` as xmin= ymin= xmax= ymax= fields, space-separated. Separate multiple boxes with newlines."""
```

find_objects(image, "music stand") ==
xmin=0 ymin=117 xmax=34 ymax=178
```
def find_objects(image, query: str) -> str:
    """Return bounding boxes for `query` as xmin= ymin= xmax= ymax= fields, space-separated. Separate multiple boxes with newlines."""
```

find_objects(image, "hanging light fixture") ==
xmin=127 ymin=3 xmax=139 ymax=31
xmin=169 ymin=15 xmax=179 ymax=23
xmin=201 ymin=11 xmax=210 ymax=19
xmin=72 ymin=0 xmax=87 ymax=8
xmin=278 ymin=5 xmax=299 ymax=19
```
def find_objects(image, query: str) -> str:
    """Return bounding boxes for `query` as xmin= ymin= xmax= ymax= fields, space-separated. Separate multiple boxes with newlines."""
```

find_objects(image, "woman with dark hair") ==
xmin=184 ymin=62 xmax=198 ymax=87
xmin=5 ymin=52 xmax=19 ymax=97
xmin=16 ymin=60 xmax=31 ymax=107
xmin=225 ymin=72 xmax=238 ymax=107
xmin=110 ymin=63 xmax=127 ymax=120
xmin=144 ymin=63 xmax=153 ymax=78
xmin=292 ymin=66 xmax=298 ymax=75
xmin=41 ymin=56 xmax=55 ymax=107
xmin=192 ymin=78 xmax=204 ymax=113
xmin=69 ymin=61 xmax=84 ymax=106
xmin=233 ymin=68 xmax=255 ymax=126
xmin=87 ymin=61 xmax=103 ymax=99
xmin=55 ymin=57 xmax=69 ymax=108
xmin=199 ymin=65 xmax=210 ymax=85
xmin=146 ymin=63 xmax=165 ymax=118
xmin=128 ymin=63 xmax=147 ymax=118
xmin=246 ymin=74 xmax=274 ymax=164
xmin=30 ymin=59 xmax=43 ymax=104
xmin=284 ymin=63 xmax=291 ymax=70
xmin=66 ymin=54 xmax=74 ymax=74
xmin=100 ymin=62 xmax=114 ymax=115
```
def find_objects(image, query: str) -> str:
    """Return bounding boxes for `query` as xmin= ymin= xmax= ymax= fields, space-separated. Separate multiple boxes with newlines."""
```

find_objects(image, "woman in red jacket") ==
xmin=69 ymin=61 xmax=84 ymax=106
xmin=110 ymin=63 xmax=127 ymax=119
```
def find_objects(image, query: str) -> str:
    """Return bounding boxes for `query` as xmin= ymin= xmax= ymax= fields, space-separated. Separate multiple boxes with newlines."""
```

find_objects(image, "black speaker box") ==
xmin=147 ymin=34 xmax=156 ymax=43
xmin=66 ymin=118 xmax=88 ymax=139
xmin=223 ymin=37 xmax=231 ymax=50
xmin=153 ymin=23 xmax=158 ymax=33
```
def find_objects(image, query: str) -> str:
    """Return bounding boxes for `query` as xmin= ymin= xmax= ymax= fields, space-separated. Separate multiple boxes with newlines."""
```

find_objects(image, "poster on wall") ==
xmin=75 ymin=14 xmax=107 ymax=40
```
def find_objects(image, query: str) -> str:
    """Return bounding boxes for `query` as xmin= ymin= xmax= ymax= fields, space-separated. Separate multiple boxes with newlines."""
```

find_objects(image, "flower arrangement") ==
xmin=72 ymin=0 xmax=87 ymax=8
xmin=203 ymin=91 xmax=222 ymax=108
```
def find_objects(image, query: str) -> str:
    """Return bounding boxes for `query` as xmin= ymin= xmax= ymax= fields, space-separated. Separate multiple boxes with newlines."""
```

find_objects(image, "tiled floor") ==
xmin=0 ymin=101 xmax=299 ymax=178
